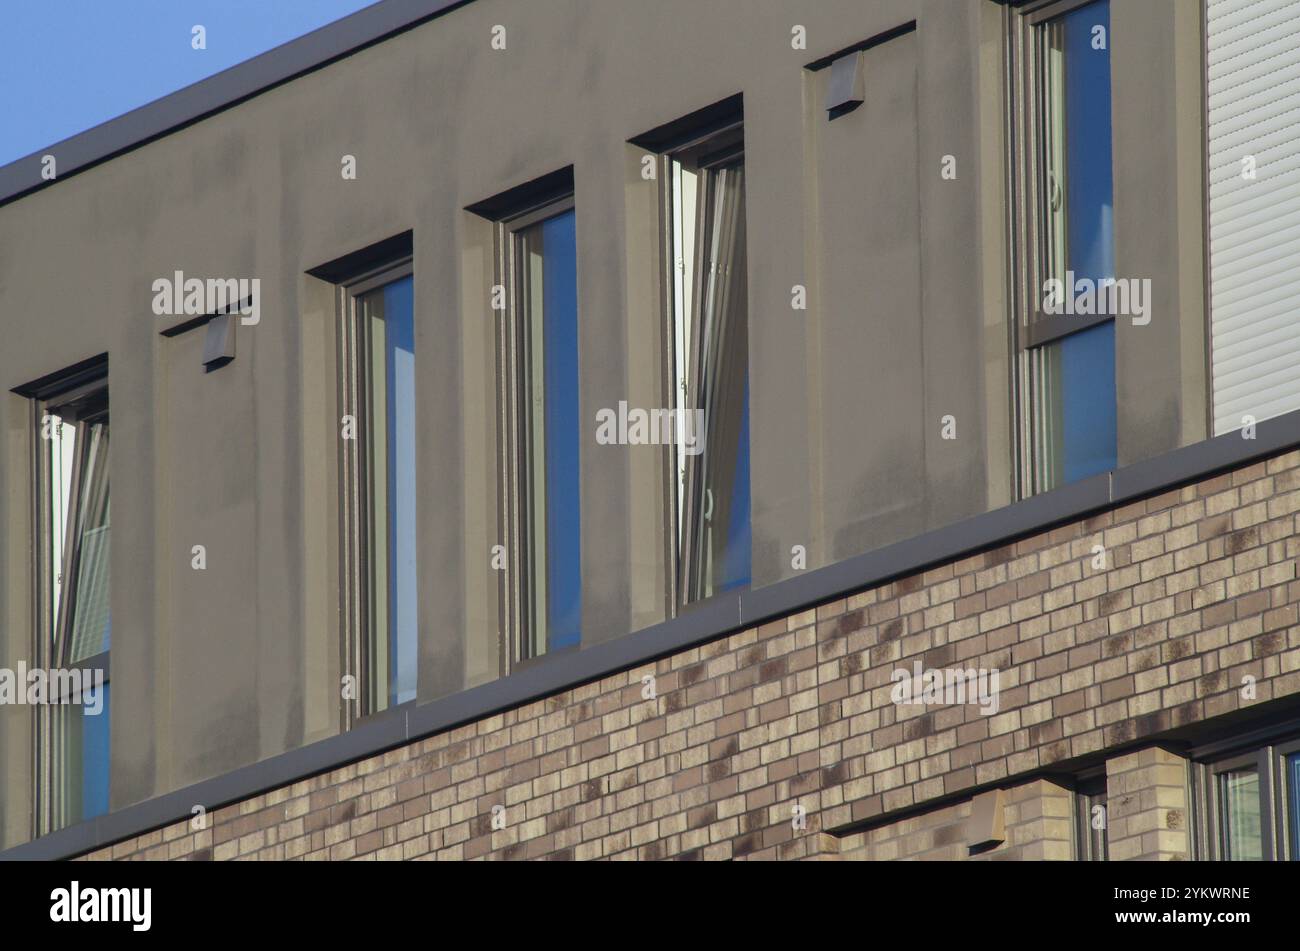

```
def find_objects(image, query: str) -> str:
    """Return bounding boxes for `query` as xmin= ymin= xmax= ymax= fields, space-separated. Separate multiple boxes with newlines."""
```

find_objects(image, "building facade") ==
xmin=2 ymin=0 xmax=1300 ymax=860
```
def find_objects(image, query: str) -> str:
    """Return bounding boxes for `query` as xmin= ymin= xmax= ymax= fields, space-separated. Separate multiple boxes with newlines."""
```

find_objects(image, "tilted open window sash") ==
xmin=669 ymin=137 xmax=751 ymax=606
xmin=31 ymin=376 xmax=111 ymax=835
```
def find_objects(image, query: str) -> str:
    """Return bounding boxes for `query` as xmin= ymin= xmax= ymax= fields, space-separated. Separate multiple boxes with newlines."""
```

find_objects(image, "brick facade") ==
xmin=1106 ymin=747 xmax=1192 ymax=861
xmin=79 ymin=448 xmax=1300 ymax=860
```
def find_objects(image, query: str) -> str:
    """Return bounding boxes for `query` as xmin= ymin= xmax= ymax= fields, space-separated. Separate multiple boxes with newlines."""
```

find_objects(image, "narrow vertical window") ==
xmin=339 ymin=263 xmax=417 ymax=716
xmin=1013 ymin=0 xmax=1117 ymax=495
xmin=1218 ymin=766 xmax=1263 ymax=861
xmin=1074 ymin=775 xmax=1108 ymax=860
xmin=513 ymin=207 xmax=582 ymax=657
xmin=666 ymin=124 xmax=750 ymax=604
xmin=21 ymin=361 xmax=111 ymax=834
xmin=471 ymin=171 xmax=583 ymax=670
xmin=497 ymin=198 xmax=583 ymax=662
xmin=1288 ymin=751 xmax=1300 ymax=860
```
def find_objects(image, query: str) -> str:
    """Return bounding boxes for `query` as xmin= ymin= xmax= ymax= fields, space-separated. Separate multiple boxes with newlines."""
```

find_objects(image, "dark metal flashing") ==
xmin=10 ymin=353 xmax=109 ymax=400
xmin=158 ymin=296 xmax=256 ymax=340
xmin=628 ymin=94 xmax=745 ymax=155
xmin=465 ymin=167 xmax=576 ymax=222
xmin=803 ymin=21 xmax=918 ymax=72
xmin=306 ymin=231 xmax=414 ymax=284
xmin=0 ymin=0 xmax=474 ymax=210
xmin=740 ymin=471 xmax=1111 ymax=628
xmin=832 ymin=695 xmax=1300 ymax=842
xmin=6 ymin=409 xmax=1300 ymax=860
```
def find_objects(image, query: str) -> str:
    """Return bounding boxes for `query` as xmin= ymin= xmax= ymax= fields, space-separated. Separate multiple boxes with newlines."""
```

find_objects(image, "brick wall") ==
xmin=1106 ymin=747 xmax=1191 ymax=860
xmin=835 ymin=779 xmax=1073 ymax=860
xmin=78 ymin=449 xmax=1300 ymax=860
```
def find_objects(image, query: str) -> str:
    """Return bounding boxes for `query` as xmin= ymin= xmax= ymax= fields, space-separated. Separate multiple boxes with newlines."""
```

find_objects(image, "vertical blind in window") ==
xmin=1207 ymin=0 xmax=1300 ymax=435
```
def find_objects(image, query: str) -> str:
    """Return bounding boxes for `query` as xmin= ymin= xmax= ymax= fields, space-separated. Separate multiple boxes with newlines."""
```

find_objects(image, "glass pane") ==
xmin=674 ymin=160 xmax=750 ymax=601
xmin=384 ymin=276 xmax=417 ymax=706
xmin=359 ymin=274 xmax=418 ymax=709
xmin=47 ymin=412 xmax=77 ymax=643
xmin=1038 ymin=0 xmax=1116 ymax=489
xmin=1045 ymin=321 xmax=1118 ymax=485
xmin=518 ymin=209 xmax=582 ymax=657
xmin=51 ymin=677 xmax=110 ymax=828
xmin=81 ymin=681 xmax=111 ymax=820
xmin=1062 ymin=1 xmax=1114 ymax=284
xmin=1220 ymin=767 xmax=1263 ymax=860
xmin=67 ymin=420 xmax=111 ymax=662
xmin=521 ymin=224 xmax=548 ymax=659
xmin=672 ymin=161 xmax=699 ymax=557
xmin=541 ymin=211 xmax=582 ymax=651
xmin=1077 ymin=784 xmax=1108 ymax=861
xmin=1289 ymin=752 xmax=1300 ymax=860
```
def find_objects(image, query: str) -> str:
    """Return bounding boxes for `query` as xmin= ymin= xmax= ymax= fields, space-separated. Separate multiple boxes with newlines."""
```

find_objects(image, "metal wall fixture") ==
xmin=158 ymin=298 xmax=250 ymax=372
xmin=825 ymin=50 xmax=866 ymax=119
xmin=201 ymin=313 xmax=236 ymax=371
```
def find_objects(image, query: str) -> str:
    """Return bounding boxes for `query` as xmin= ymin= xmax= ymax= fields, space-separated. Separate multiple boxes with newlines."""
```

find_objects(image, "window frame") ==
xmin=651 ymin=121 xmax=749 ymax=611
xmin=336 ymin=256 xmax=415 ymax=727
xmin=1189 ymin=729 xmax=1300 ymax=861
xmin=1073 ymin=771 xmax=1109 ymax=860
xmin=26 ymin=365 xmax=111 ymax=836
xmin=1206 ymin=750 xmax=1272 ymax=861
xmin=1007 ymin=0 xmax=1118 ymax=498
xmin=1275 ymin=737 xmax=1300 ymax=861
xmin=492 ymin=190 xmax=580 ymax=672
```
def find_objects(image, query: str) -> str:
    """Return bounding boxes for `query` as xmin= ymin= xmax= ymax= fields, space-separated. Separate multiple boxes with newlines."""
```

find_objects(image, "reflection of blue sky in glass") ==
xmin=720 ymin=380 xmax=751 ymax=592
xmin=0 ymin=0 xmax=380 ymax=165
xmin=384 ymin=276 xmax=417 ymax=707
xmin=1064 ymin=0 xmax=1113 ymax=285
xmin=1059 ymin=0 xmax=1117 ymax=485
xmin=542 ymin=210 xmax=582 ymax=651
xmin=83 ymin=683 xmax=111 ymax=820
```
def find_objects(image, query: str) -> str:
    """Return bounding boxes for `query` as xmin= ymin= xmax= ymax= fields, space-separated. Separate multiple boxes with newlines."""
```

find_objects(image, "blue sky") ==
xmin=0 ymin=0 xmax=382 ymax=166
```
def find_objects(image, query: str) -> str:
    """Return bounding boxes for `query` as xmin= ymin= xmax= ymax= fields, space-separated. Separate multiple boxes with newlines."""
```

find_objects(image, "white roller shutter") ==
xmin=1207 ymin=0 xmax=1300 ymax=435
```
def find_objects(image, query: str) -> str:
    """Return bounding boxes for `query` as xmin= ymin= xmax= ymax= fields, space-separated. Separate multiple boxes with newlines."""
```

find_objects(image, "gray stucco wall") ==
xmin=1112 ymin=0 xmax=1209 ymax=461
xmin=0 ymin=0 xmax=1204 ymax=849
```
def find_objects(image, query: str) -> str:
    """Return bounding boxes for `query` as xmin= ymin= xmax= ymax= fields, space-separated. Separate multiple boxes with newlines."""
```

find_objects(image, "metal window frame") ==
xmin=629 ymin=99 xmax=747 ymax=617
xmin=29 ymin=370 xmax=111 ymax=838
xmin=1072 ymin=770 xmax=1109 ymax=860
xmin=1206 ymin=749 xmax=1274 ymax=861
xmin=1024 ymin=0 xmax=1099 ymax=26
xmin=492 ymin=192 xmax=577 ymax=674
xmin=1198 ymin=0 xmax=1215 ymax=437
xmin=1274 ymin=737 xmax=1300 ymax=860
xmin=336 ymin=257 xmax=414 ymax=730
xmin=1193 ymin=741 xmax=1290 ymax=861
xmin=653 ymin=126 xmax=746 ymax=613
xmin=1006 ymin=0 xmax=1117 ymax=499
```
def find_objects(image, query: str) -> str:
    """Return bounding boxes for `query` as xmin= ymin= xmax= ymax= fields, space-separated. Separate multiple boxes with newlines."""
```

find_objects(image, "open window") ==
xmin=18 ymin=357 xmax=111 ymax=834
xmin=638 ymin=98 xmax=751 ymax=609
